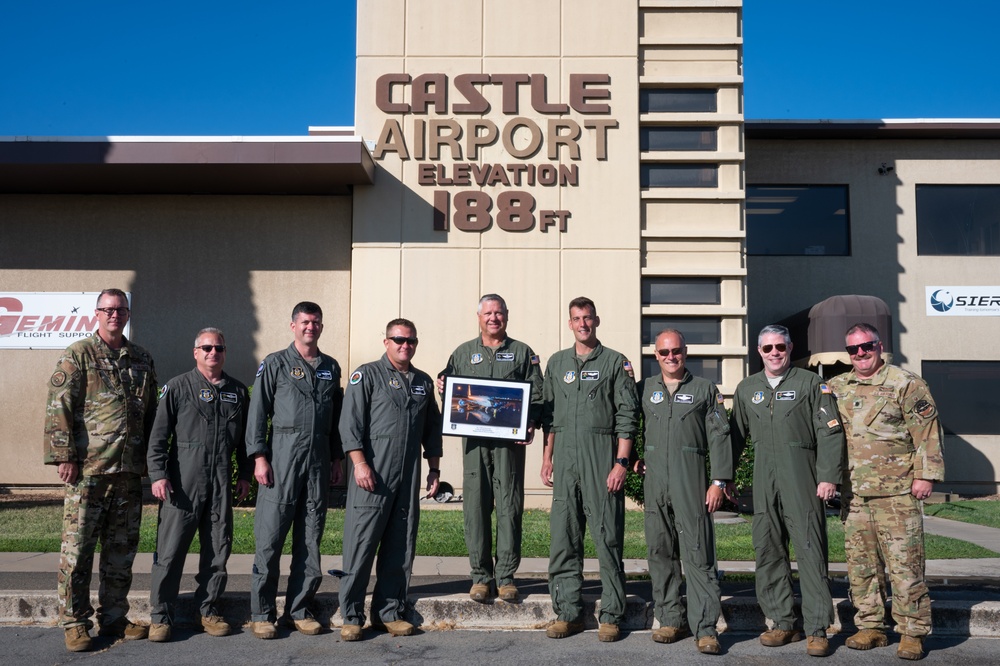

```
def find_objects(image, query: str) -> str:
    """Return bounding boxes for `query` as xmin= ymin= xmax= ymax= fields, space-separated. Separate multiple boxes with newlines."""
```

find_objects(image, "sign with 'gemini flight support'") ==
xmin=0 ymin=293 xmax=131 ymax=349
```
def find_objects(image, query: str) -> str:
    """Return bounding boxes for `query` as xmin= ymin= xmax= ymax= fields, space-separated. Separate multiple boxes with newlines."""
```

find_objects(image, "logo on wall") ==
xmin=926 ymin=286 xmax=1000 ymax=316
xmin=929 ymin=289 xmax=954 ymax=313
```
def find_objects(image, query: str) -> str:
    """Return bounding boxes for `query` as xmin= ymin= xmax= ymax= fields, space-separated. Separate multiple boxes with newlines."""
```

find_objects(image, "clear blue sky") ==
xmin=2 ymin=1 xmax=997 ymax=136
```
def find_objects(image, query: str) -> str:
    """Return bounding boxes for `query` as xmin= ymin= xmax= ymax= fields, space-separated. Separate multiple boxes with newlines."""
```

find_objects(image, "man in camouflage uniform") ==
xmin=829 ymin=323 xmax=944 ymax=661
xmin=437 ymin=294 xmax=543 ymax=602
xmin=540 ymin=297 xmax=639 ymax=643
xmin=731 ymin=324 xmax=844 ymax=658
xmin=44 ymin=288 xmax=158 ymax=652
xmin=147 ymin=328 xmax=250 ymax=642
xmin=636 ymin=329 xmax=732 ymax=655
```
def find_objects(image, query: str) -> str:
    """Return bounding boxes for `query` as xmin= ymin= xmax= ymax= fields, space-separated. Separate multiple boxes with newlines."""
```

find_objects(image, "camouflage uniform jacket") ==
xmin=44 ymin=333 xmax=158 ymax=476
xmin=829 ymin=363 xmax=944 ymax=497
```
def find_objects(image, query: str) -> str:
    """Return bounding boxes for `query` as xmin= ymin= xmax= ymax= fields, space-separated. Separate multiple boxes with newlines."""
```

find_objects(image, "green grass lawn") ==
xmin=925 ymin=499 xmax=1000 ymax=529
xmin=1 ymin=501 xmax=996 ymax=561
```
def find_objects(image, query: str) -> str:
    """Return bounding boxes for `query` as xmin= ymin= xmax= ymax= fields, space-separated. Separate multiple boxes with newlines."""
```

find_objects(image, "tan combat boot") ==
xmin=200 ymin=615 xmax=232 ymax=637
xmin=64 ymin=625 xmax=93 ymax=652
xmin=469 ymin=583 xmax=494 ymax=602
xmin=806 ymin=635 xmax=829 ymax=657
xmin=148 ymin=623 xmax=171 ymax=642
xmin=546 ymin=620 xmax=585 ymax=639
xmin=251 ymin=621 xmax=277 ymax=639
xmin=759 ymin=628 xmax=802 ymax=647
xmin=371 ymin=618 xmax=415 ymax=636
xmin=498 ymin=584 xmax=519 ymax=602
xmin=597 ymin=623 xmax=620 ymax=642
xmin=652 ymin=625 xmax=689 ymax=644
xmin=897 ymin=635 xmax=924 ymax=660
xmin=846 ymin=628 xmax=888 ymax=650
xmin=341 ymin=624 xmax=362 ymax=641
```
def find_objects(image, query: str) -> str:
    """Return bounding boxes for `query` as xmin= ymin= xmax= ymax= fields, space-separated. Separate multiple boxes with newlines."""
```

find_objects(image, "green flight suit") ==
xmin=639 ymin=371 xmax=732 ymax=639
xmin=731 ymin=366 xmax=845 ymax=636
xmin=338 ymin=354 xmax=443 ymax=626
xmin=541 ymin=344 xmax=639 ymax=625
xmin=440 ymin=337 xmax=543 ymax=589
xmin=246 ymin=344 xmax=343 ymax=623
xmin=147 ymin=368 xmax=250 ymax=625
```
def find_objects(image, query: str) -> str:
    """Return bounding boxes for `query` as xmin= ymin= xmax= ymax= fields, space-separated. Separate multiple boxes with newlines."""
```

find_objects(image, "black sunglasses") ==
xmin=388 ymin=336 xmax=418 ymax=345
xmin=197 ymin=345 xmax=227 ymax=353
xmin=760 ymin=343 xmax=787 ymax=354
xmin=846 ymin=340 xmax=879 ymax=356
xmin=656 ymin=347 xmax=684 ymax=357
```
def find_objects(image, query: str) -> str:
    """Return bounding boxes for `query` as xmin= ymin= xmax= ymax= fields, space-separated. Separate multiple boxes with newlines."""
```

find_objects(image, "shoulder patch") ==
xmin=50 ymin=370 xmax=67 ymax=388
xmin=623 ymin=359 xmax=634 ymax=378
xmin=256 ymin=361 xmax=265 ymax=377
xmin=820 ymin=383 xmax=832 ymax=394
xmin=717 ymin=393 xmax=725 ymax=405
xmin=530 ymin=355 xmax=540 ymax=365
xmin=827 ymin=418 xmax=840 ymax=429
xmin=158 ymin=384 xmax=169 ymax=400
xmin=914 ymin=399 xmax=936 ymax=419
xmin=349 ymin=370 xmax=363 ymax=385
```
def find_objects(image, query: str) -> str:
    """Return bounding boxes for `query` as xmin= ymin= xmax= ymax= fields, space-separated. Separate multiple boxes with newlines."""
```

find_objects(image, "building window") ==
xmin=922 ymin=361 xmax=1000 ymax=435
xmin=642 ymin=164 xmax=718 ymax=188
xmin=746 ymin=185 xmax=850 ymax=256
xmin=642 ymin=356 xmax=722 ymax=384
xmin=641 ymin=317 xmax=721 ymax=345
xmin=641 ymin=277 xmax=721 ymax=305
xmin=640 ymin=88 xmax=717 ymax=113
xmin=917 ymin=185 xmax=1000 ymax=256
xmin=641 ymin=127 xmax=718 ymax=152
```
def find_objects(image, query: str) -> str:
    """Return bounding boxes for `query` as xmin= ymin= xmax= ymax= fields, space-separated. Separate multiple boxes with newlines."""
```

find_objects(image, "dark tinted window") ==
xmin=641 ymin=278 xmax=721 ymax=305
xmin=640 ymin=88 xmax=718 ymax=113
xmin=641 ymin=127 xmax=718 ymax=151
xmin=746 ymin=185 xmax=850 ymax=255
xmin=642 ymin=164 xmax=718 ymax=188
xmin=642 ymin=356 xmax=722 ymax=384
xmin=641 ymin=317 xmax=721 ymax=345
xmin=917 ymin=185 xmax=1000 ymax=255
xmin=922 ymin=361 xmax=1000 ymax=435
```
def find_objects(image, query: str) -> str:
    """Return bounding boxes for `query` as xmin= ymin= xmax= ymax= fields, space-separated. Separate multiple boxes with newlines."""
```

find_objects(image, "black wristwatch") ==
xmin=428 ymin=468 xmax=440 ymax=475
xmin=615 ymin=457 xmax=630 ymax=469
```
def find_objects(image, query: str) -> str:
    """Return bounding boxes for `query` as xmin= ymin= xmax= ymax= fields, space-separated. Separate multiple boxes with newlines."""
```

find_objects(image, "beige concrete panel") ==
xmin=644 ymin=239 xmax=743 ymax=272
xmin=641 ymin=46 xmax=740 ymax=62
xmin=721 ymin=276 xmax=746 ymax=309
xmin=718 ymin=86 xmax=742 ymax=115
xmin=720 ymin=356 xmax=745 ymax=394
xmin=405 ymin=0 xmax=483 ymax=57
xmin=560 ymin=58 xmax=640 ymax=249
xmin=640 ymin=9 xmax=740 ymax=42
xmin=0 ymin=349 xmax=65 ymax=484
xmin=484 ymin=0 xmax=560 ymax=57
xmin=721 ymin=316 xmax=744 ymax=347
xmin=400 ymin=159 xmax=480 ymax=247
xmin=481 ymin=249 xmax=563 ymax=358
xmin=560 ymin=250 xmax=642 ymax=363
xmin=354 ymin=57 xmax=405 ymax=139
xmin=642 ymin=200 xmax=742 ymax=235
xmin=353 ymin=164 xmax=405 ymax=245
xmin=720 ymin=162 xmax=742 ymax=191
xmin=562 ymin=0 xmax=637 ymax=57
xmin=357 ymin=0 xmax=405 ymax=57
xmin=345 ymin=247 xmax=403 ymax=373
xmin=642 ymin=59 xmax=739 ymax=78
xmin=719 ymin=124 xmax=742 ymax=152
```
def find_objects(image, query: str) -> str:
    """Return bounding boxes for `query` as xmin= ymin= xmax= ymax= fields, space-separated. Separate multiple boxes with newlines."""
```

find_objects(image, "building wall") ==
xmin=745 ymin=137 xmax=1000 ymax=493
xmin=0 ymin=194 xmax=352 ymax=485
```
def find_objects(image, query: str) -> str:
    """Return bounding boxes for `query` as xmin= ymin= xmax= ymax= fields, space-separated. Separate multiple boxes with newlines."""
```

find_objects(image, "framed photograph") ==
xmin=442 ymin=375 xmax=532 ymax=441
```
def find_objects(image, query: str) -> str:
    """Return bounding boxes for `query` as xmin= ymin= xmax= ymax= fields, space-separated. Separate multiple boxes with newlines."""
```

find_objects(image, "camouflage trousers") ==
xmin=57 ymin=473 xmax=142 ymax=628
xmin=844 ymin=493 xmax=931 ymax=637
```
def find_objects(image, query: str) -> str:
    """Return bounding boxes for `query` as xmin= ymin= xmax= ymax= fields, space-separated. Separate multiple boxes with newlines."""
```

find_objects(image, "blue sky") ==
xmin=2 ymin=1 xmax=996 ymax=136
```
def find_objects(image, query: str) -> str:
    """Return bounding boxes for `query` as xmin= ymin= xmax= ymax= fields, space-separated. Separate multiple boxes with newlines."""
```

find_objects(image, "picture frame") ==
xmin=441 ymin=375 xmax=532 ymax=441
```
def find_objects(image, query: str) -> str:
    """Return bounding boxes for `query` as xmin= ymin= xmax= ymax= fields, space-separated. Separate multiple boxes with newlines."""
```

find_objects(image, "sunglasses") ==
xmin=846 ymin=340 xmax=879 ymax=356
xmin=96 ymin=307 xmax=129 ymax=316
xmin=197 ymin=345 xmax=227 ymax=353
xmin=388 ymin=336 xmax=418 ymax=345
xmin=656 ymin=347 xmax=684 ymax=357
xmin=760 ymin=343 xmax=787 ymax=354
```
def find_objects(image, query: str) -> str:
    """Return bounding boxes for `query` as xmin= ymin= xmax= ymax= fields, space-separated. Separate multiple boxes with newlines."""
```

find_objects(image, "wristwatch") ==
xmin=712 ymin=479 xmax=727 ymax=488
xmin=615 ymin=457 xmax=630 ymax=469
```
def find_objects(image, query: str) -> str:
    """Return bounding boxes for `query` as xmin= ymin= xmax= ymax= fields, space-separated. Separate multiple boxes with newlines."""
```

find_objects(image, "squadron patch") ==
xmin=220 ymin=392 xmax=238 ymax=404
xmin=751 ymin=390 xmax=765 ymax=404
xmin=820 ymin=383 xmax=832 ymax=394
xmin=389 ymin=377 xmax=401 ymax=389
xmin=471 ymin=353 xmax=483 ymax=365
xmin=50 ymin=370 xmax=67 ymax=387
xmin=623 ymin=360 xmax=634 ymax=378
xmin=411 ymin=384 xmax=426 ymax=395
xmin=290 ymin=367 xmax=305 ymax=380
xmin=563 ymin=371 xmax=576 ymax=384
xmin=650 ymin=391 xmax=664 ymax=404
xmin=827 ymin=419 xmax=840 ymax=429
xmin=496 ymin=352 xmax=515 ymax=362
xmin=199 ymin=388 xmax=215 ymax=403
xmin=256 ymin=362 xmax=265 ymax=377
xmin=581 ymin=371 xmax=600 ymax=381
xmin=349 ymin=371 xmax=363 ymax=385
xmin=674 ymin=394 xmax=694 ymax=404
xmin=316 ymin=370 xmax=333 ymax=381
xmin=914 ymin=399 xmax=936 ymax=419
xmin=717 ymin=393 xmax=725 ymax=405
xmin=158 ymin=384 xmax=169 ymax=400
xmin=776 ymin=391 xmax=796 ymax=401
xmin=530 ymin=355 xmax=540 ymax=365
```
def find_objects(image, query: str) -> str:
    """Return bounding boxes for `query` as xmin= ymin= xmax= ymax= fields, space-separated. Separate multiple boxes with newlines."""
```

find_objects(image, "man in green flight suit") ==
xmin=829 ymin=323 xmax=944 ymax=661
xmin=540 ymin=297 xmax=639 ymax=643
xmin=147 ymin=327 xmax=250 ymax=642
xmin=437 ymin=294 xmax=543 ymax=602
xmin=635 ymin=329 xmax=732 ymax=655
xmin=338 ymin=319 xmax=442 ymax=641
xmin=731 ymin=324 xmax=845 ymax=658
xmin=247 ymin=301 xmax=344 ymax=639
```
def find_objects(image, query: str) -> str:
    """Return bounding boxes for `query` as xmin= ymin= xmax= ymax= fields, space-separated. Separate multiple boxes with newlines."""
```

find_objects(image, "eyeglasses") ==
xmin=96 ymin=307 xmax=129 ymax=317
xmin=760 ymin=343 xmax=787 ymax=354
xmin=656 ymin=347 xmax=684 ymax=357
xmin=846 ymin=340 xmax=879 ymax=356
xmin=388 ymin=336 xmax=418 ymax=345
xmin=197 ymin=345 xmax=227 ymax=353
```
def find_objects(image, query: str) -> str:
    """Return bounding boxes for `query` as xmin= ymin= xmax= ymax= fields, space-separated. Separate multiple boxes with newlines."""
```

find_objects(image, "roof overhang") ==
xmin=746 ymin=119 xmax=1000 ymax=141
xmin=0 ymin=136 xmax=375 ymax=195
